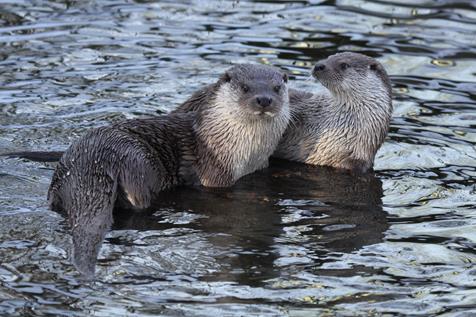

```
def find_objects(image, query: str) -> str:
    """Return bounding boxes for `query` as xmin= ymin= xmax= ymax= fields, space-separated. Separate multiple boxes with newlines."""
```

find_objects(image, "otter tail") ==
xmin=70 ymin=178 xmax=118 ymax=278
xmin=1 ymin=150 xmax=64 ymax=162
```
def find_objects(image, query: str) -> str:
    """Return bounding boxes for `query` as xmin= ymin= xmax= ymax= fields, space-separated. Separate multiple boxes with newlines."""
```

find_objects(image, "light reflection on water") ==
xmin=1 ymin=0 xmax=476 ymax=316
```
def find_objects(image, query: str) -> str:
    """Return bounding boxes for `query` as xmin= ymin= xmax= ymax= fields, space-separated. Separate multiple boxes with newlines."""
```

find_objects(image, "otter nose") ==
xmin=256 ymin=96 xmax=272 ymax=108
xmin=313 ymin=63 xmax=326 ymax=73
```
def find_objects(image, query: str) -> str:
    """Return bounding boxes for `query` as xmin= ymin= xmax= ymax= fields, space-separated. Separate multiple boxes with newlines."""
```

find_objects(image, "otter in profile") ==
xmin=274 ymin=52 xmax=393 ymax=172
xmin=48 ymin=63 xmax=290 ymax=276
xmin=176 ymin=52 xmax=392 ymax=173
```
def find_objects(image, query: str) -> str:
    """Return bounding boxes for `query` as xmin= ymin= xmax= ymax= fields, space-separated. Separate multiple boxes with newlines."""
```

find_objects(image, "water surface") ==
xmin=1 ymin=0 xmax=476 ymax=316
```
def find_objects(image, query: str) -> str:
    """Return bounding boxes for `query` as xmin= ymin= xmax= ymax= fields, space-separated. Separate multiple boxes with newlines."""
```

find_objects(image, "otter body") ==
xmin=49 ymin=115 xmax=195 ymax=213
xmin=48 ymin=64 xmax=290 ymax=276
xmin=275 ymin=52 xmax=392 ymax=172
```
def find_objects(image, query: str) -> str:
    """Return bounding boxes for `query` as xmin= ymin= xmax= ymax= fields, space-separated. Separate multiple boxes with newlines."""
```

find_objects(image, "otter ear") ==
xmin=220 ymin=72 xmax=232 ymax=83
xmin=282 ymin=73 xmax=288 ymax=83
xmin=369 ymin=63 xmax=378 ymax=71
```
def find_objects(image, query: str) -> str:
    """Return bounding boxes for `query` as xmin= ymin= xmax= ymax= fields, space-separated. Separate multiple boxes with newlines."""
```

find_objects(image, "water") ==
xmin=1 ymin=0 xmax=476 ymax=315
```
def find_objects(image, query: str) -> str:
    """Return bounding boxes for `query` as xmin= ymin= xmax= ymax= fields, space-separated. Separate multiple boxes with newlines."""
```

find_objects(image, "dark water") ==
xmin=1 ymin=0 xmax=476 ymax=316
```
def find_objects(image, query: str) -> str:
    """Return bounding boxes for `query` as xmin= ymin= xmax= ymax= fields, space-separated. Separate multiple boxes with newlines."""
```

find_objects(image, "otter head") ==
xmin=312 ymin=52 xmax=391 ymax=105
xmin=213 ymin=64 xmax=289 ymax=119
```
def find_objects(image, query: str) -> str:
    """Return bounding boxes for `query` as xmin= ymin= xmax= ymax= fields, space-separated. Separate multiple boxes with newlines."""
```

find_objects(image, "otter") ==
xmin=274 ymin=52 xmax=393 ymax=172
xmin=48 ymin=63 xmax=290 ymax=276
xmin=175 ymin=52 xmax=392 ymax=173
xmin=3 ymin=53 xmax=392 ymax=174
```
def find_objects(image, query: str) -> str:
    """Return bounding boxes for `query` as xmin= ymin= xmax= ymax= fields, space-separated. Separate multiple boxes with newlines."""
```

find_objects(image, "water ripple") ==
xmin=1 ymin=0 xmax=476 ymax=316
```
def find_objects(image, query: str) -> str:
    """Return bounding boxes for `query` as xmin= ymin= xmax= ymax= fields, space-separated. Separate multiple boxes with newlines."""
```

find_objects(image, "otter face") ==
xmin=215 ymin=64 xmax=289 ymax=118
xmin=312 ymin=52 xmax=391 ymax=100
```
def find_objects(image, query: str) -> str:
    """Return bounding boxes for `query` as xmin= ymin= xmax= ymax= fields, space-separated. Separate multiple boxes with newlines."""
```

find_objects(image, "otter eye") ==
xmin=274 ymin=85 xmax=281 ymax=93
xmin=369 ymin=63 xmax=378 ymax=71
xmin=340 ymin=63 xmax=350 ymax=70
xmin=241 ymin=84 xmax=249 ymax=93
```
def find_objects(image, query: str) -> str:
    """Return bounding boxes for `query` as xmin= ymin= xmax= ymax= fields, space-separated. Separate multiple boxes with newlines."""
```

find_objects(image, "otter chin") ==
xmin=273 ymin=52 xmax=393 ymax=173
xmin=48 ymin=63 xmax=290 ymax=276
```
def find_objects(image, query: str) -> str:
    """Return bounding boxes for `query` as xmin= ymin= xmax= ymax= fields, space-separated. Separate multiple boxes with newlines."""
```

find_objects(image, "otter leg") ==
xmin=48 ymin=160 xmax=119 ymax=277
xmin=117 ymin=151 xmax=178 ymax=210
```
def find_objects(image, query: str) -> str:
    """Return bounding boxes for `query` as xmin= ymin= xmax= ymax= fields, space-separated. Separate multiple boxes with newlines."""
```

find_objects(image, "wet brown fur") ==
xmin=48 ymin=64 xmax=290 ymax=276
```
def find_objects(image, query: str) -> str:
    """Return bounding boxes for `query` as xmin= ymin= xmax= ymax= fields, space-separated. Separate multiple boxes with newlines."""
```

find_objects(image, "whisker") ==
xmin=305 ymin=74 xmax=314 ymax=82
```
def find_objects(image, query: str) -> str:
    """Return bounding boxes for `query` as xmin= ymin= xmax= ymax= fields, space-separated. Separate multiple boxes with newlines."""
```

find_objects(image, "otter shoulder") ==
xmin=287 ymin=88 xmax=329 ymax=123
xmin=173 ymin=84 xmax=218 ymax=113
xmin=289 ymin=88 xmax=314 ymax=103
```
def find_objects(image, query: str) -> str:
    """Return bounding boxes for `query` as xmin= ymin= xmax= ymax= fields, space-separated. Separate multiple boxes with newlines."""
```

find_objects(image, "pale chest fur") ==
xmin=306 ymin=108 xmax=384 ymax=165
xmin=276 ymin=93 xmax=391 ymax=169
xmin=196 ymin=91 xmax=290 ymax=185
xmin=229 ymin=118 xmax=286 ymax=179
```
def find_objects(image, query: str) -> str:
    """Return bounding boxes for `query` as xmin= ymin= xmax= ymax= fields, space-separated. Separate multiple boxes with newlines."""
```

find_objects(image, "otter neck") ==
xmin=331 ymin=84 xmax=391 ymax=112
xmin=193 ymin=96 xmax=290 ymax=187
xmin=327 ymin=86 xmax=392 ymax=160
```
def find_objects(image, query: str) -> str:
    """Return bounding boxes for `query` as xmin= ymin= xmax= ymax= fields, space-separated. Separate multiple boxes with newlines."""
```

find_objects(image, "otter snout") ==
xmin=250 ymin=94 xmax=277 ymax=115
xmin=312 ymin=63 xmax=327 ymax=80
xmin=256 ymin=96 xmax=273 ymax=108
xmin=313 ymin=63 xmax=326 ymax=73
